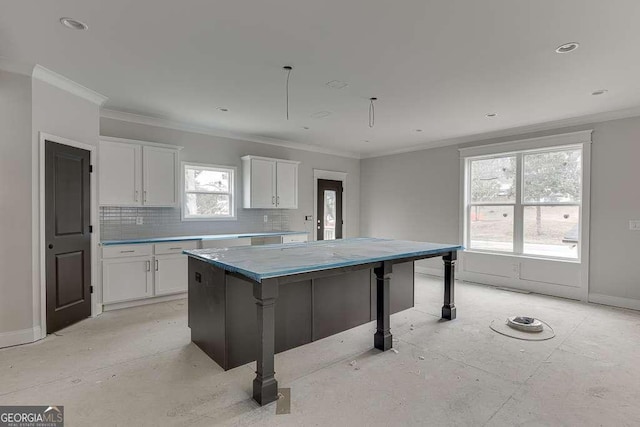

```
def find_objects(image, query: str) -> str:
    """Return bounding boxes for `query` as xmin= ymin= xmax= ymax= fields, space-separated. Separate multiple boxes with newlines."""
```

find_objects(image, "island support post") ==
xmin=252 ymin=278 xmax=279 ymax=405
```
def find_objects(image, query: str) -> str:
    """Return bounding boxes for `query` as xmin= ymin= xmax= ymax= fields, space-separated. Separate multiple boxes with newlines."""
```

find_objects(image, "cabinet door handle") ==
xmin=169 ymin=247 xmax=182 ymax=250
xmin=143 ymin=190 xmax=147 ymax=203
xmin=277 ymin=195 xmax=280 ymax=205
xmin=135 ymin=190 xmax=139 ymax=202
xmin=120 ymin=250 xmax=135 ymax=253
xmin=155 ymin=259 xmax=159 ymax=271
xmin=272 ymin=196 xmax=275 ymax=205
xmin=146 ymin=260 xmax=151 ymax=272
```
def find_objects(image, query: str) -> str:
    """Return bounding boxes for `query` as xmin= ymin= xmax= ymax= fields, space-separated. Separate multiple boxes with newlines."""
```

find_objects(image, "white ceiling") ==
xmin=3 ymin=0 xmax=640 ymax=156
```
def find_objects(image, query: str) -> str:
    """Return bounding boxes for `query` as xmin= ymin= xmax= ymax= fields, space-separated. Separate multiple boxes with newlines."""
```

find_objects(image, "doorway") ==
xmin=45 ymin=140 xmax=92 ymax=333
xmin=317 ymin=179 xmax=343 ymax=240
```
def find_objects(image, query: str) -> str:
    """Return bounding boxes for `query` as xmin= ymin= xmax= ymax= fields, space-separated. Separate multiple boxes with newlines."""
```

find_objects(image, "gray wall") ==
xmin=100 ymin=117 xmax=361 ymax=239
xmin=0 ymin=70 xmax=33 ymax=335
xmin=360 ymin=145 xmax=460 ymax=271
xmin=360 ymin=116 xmax=640 ymax=302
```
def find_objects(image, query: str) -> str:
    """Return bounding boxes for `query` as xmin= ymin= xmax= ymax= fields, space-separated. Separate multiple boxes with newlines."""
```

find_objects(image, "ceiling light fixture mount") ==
xmin=591 ymin=89 xmax=608 ymax=96
xmin=555 ymin=42 xmax=579 ymax=54
xmin=60 ymin=17 xmax=88 ymax=30
xmin=217 ymin=107 xmax=229 ymax=112
xmin=326 ymin=80 xmax=349 ymax=90
xmin=415 ymin=129 xmax=423 ymax=132
xmin=486 ymin=113 xmax=498 ymax=118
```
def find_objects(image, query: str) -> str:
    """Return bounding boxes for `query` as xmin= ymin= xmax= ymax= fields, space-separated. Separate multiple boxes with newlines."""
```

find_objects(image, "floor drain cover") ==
xmin=490 ymin=317 xmax=555 ymax=341
xmin=507 ymin=316 xmax=543 ymax=332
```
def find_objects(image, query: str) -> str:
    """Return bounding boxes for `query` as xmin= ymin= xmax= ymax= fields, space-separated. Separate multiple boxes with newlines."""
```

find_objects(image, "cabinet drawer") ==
xmin=102 ymin=244 xmax=153 ymax=259
xmin=251 ymin=236 xmax=283 ymax=246
xmin=282 ymin=234 xmax=308 ymax=244
xmin=154 ymin=240 xmax=199 ymax=255
xmin=201 ymin=238 xmax=252 ymax=249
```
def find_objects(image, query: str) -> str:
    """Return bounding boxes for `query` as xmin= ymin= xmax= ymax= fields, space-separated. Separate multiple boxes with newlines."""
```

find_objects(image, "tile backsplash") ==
xmin=100 ymin=207 xmax=291 ymax=240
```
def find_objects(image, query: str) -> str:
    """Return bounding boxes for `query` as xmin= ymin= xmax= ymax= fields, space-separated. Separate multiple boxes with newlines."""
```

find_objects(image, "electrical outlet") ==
xmin=630 ymin=220 xmax=640 ymax=231
xmin=136 ymin=217 xmax=143 ymax=225
xmin=264 ymin=215 xmax=268 ymax=223
xmin=305 ymin=215 xmax=313 ymax=221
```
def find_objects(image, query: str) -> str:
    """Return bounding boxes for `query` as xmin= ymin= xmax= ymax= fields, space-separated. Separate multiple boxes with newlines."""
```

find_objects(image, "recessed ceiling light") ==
xmin=60 ymin=17 xmax=88 ymax=30
xmin=311 ymin=111 xmax=332 ymax=119
xmin=486 ymin=113 xmax=497 ymax=118
xmin=591 ymin=89 xmax=608 ymax=96
xmin=217 ymin=107 xmax=229 ymax=112
xmin=415 ymin=129 xmax=423 ymax=132
xmin=326 ymin=80 xmax=349 ymax=90
xmin=555 ymin=42 xmax=579 ymax=54
xmin=364 ymin=140 xmax=370 ymax=143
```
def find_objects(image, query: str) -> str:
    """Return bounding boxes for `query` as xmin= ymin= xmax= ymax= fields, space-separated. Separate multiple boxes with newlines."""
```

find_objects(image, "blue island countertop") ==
xmin=101 ymin=231 xmax=308 ymax=246
xmin=184 ymin=237 xmax=463 ymax=282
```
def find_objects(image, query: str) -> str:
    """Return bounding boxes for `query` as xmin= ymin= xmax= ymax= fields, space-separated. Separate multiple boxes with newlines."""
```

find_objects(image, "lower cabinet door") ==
xmin=154 ymin=254 xmax=188 ymax=296
xmin=102 ymin=257 xmax=153 ymax=303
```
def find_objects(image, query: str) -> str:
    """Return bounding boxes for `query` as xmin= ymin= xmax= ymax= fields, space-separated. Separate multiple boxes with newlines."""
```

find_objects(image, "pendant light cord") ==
xmin=369 ymin=97 xmax=377 ymax=128
xmin=284 ymin=66 xmax=293 ymax=120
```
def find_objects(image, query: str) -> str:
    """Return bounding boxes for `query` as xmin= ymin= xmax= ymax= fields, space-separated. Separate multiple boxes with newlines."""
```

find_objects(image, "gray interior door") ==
xmin=317 ymin=179 xmax=343 ymax=240
xmin=45 ymin=140 xmax=92 ymax=333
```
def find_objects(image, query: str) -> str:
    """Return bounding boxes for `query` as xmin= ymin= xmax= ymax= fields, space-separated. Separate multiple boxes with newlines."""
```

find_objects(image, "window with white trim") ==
xmin=465 ymin=145 xmax=582 ymax=259
xmin=182 ymin=163 xmax=236 ymax=220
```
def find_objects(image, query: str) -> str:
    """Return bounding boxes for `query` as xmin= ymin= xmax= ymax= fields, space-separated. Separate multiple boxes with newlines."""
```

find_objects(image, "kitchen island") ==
xmin=184 ymin=238 xmax=462 ymax=405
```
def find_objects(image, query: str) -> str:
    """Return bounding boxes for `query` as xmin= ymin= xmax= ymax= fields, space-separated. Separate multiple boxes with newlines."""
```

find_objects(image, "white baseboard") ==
xmin=0 ymin=326 xmax=42 ymax=349
xmin=589 ymin=293 xmax=640 ymax=312
xmin=103 ymin=292 xmax=187 ymax=312
xmin=415 ymin=266 xmax=444 ymax=277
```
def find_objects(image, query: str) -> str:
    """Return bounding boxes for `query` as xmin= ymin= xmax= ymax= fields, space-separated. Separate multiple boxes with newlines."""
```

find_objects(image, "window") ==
xmin=182 ymin=163 xmax=236 ymax=220
xmin=465 ymin=145 xmax=582 ymax=259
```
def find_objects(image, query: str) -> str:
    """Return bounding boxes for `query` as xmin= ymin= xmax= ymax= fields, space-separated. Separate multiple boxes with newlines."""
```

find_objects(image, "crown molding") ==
xmin=100 ymin=108 xmax=361 ymax=159
xmin=0 ymin=56 xmax=34 ymax=76
xmin=32 ymin=65 xmax=108 ymax=106
xmin=361 ymin=105 xmax=640 ymax=159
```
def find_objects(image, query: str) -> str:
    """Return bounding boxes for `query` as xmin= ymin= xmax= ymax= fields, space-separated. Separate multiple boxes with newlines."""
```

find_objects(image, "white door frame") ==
xmin=36 ymin=132 xmax=99 ymax=339
xmin=313 ymin=169 xmax=347 ymax=240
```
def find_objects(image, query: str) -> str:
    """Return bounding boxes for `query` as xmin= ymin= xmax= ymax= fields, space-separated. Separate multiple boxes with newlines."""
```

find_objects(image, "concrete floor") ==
xmin=1 ymin=275 xmax=640 ymax=426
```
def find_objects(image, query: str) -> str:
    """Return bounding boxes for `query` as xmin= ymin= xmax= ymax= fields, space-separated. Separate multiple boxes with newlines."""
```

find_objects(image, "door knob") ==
xmin=48 ymin=244 xmax=53 ymax=249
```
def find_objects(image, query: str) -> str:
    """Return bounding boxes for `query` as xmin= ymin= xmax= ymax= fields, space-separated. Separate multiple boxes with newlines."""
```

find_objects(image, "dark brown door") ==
xmin=45 ymin=141 xmax=91 ymax=333
xmin=317 ymin=179 xmax=343 ymax=240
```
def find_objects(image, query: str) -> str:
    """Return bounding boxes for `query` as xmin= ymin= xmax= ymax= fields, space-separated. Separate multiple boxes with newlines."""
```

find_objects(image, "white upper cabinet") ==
xmin=242 ymin=156 xmax=299 ymax=209
xmin=99 ymin=137 xmax=181 ymax=207
xmin=275 ymin=161 xmax=298 ymax=208
xmin=245 ymin=157 xmax=277 ymax=208
xmin=143 ymin=146 xmax=179 ymax=206
xmin=99 ymin=141 xmax=142 ymax=206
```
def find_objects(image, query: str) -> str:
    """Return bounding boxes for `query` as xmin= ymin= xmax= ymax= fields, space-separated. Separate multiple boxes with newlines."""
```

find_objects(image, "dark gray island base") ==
xmin=185 ymin=238 xmax=462 ymax=406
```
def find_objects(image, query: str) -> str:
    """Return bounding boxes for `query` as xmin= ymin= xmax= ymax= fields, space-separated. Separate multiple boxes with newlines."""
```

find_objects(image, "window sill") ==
xmin=463 ymin=249 xmax=580 ymax=264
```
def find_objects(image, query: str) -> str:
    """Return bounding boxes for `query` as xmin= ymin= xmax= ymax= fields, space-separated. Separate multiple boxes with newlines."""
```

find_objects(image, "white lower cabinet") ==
xmin=154 ymin=254 xmax=188 ymax=296
xmin=101 ymin=235 xmax=306 ymax=308
xmin=102 ymin=257 xmax=153 ymax=303
xmin=101 ymin=241 xmax=195 ymax=306
xmin=282 ymin=234 xmax=308 ymax=244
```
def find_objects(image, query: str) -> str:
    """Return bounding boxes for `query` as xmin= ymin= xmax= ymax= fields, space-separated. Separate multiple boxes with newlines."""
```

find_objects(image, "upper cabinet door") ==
xmin=248 ymin=158 xmax=277 ymax=208
xmin=276 ymin=161 xmax=298 ymax=208
xmin=99 ymin=141 xmax=142 ymax=206
xmin=143 ymin=146 xmax=179 ymax=206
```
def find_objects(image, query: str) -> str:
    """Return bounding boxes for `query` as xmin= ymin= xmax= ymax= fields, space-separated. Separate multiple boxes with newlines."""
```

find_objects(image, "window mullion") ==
xmin=514 ymin=153 xmax=524 ymax=254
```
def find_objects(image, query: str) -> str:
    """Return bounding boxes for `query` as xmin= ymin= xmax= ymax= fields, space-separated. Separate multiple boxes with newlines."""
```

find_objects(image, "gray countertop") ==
xmin=184 ymin=238 xmax=464 ymax=282
xmin=101 ymin=231 xmax=308 ymax=246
